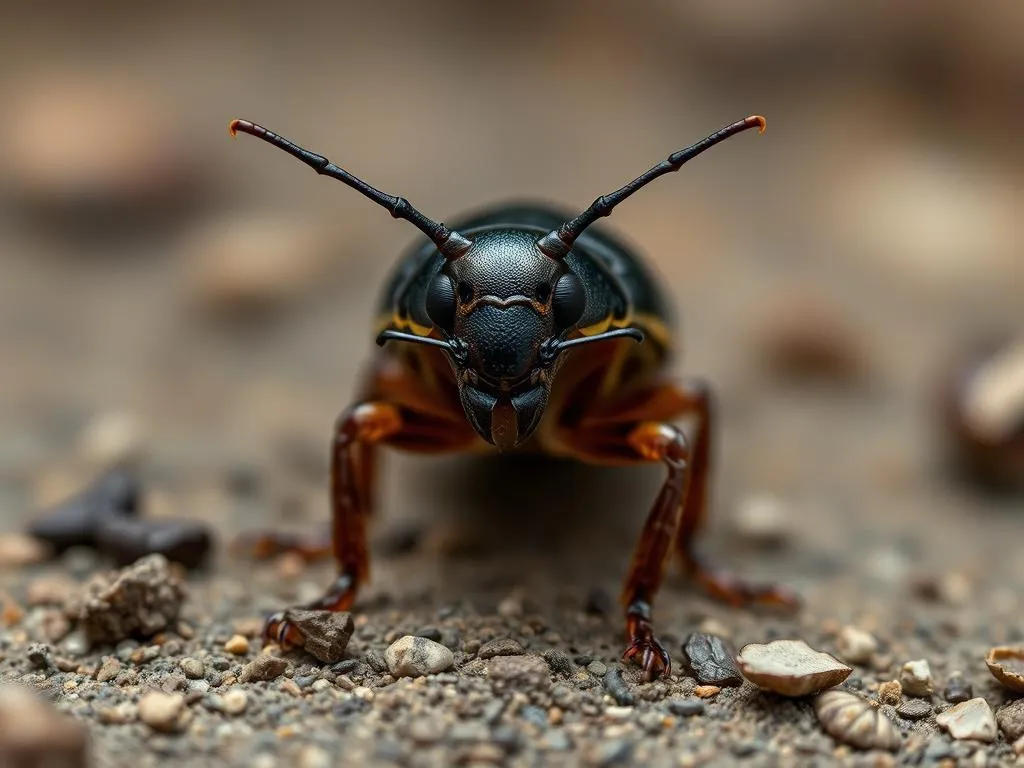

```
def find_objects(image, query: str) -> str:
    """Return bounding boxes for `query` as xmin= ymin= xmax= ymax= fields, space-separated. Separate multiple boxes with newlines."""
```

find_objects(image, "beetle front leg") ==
xmin=619 ymin=421 xmax=692 ymax=681
xmin=264 ymin=401 xmax=401 ymax=649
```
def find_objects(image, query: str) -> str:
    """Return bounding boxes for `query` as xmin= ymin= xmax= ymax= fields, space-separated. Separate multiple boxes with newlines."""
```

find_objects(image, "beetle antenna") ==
xmin=229 ymin=119 xmax=473 ymax=260
xmin=537 ymin=115 xmax=766 ymax=258
xmin=376 ymin=329 xmax=454 ymax=350
xmin=542 ymin=327 xmax=644 ymax=362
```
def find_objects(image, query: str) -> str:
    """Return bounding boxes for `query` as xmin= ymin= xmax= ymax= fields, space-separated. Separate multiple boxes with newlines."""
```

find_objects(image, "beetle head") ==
xmin=428 ymin=229 xmax=590 ymax=450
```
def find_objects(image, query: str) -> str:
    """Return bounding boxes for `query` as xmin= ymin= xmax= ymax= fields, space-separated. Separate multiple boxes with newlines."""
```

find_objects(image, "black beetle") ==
xmin=229 ymin=115 xmax=798 ymax=679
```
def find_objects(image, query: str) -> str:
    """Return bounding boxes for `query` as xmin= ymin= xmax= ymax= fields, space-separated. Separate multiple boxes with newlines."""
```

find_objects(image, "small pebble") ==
xmin=936 ymin=698 xmax=997 ymax=742
xmin=899 ymin=659 xmax=933 ymax=697
xmin=239 ymin=655 xmax=288 ymax=684
xmin=95 ymin=656 xmax=121 ymax=682
xmin=68 ymin=554 xmax=185 ymax=643
xmin=138 ymin=691 xmax=186 ymax=733
xmin=477 ymin=637 xmax=523 ymax=659
xmin=997 ymin=698 xmax=1024 ymax=742
xmin=877 ymin=680 xmax=902 ymax=706
xmin=592 ymin=739 xmax=633 ymax=766
xmin=602 ymin=666 xmax=634 ymax=706
xmin=26 ymin=643 xmax=52 ymax=670
xmin=694 ymin=685 xmax=721 ymax=698
xmin=737 ymin=639 xmax=851 ymax=697
xmin=667 ymin=699 xmax=705 ymax=717
xmin=682 ymin=632 xmax=743 ymax=687
xmin=220 ymin=689 xmax=248 ymax=716
xmin=224 ymin=635 xmax=250 ymax=655
xmin=587 ymin=660 xmax=608 ymax=677
xmin=834 ymin=626 xmax=877 ymax=665
xmin=944 ymin=672 xmax=973 ymax=703
xmin=179 ymin=658 xmax=205 ymax=679
xmin=543 ymin=649 xmax=574 ymax=677
xmin=0 ymin=534 xmax=51 ymax=567
xmin=814 ymin=689 xmax=901 ymax=752
xmin=385 ymin=635 xmax=454 ymax=678
xmin=405 ymin=717 xmax=446 ymax=745
xmin=283 ymin=610 xmax=354 ymax=663
xmin=896 ymin=698 xmax=932 ymax=720
xmin=985 ymin=646 xmax=1024 ymax=693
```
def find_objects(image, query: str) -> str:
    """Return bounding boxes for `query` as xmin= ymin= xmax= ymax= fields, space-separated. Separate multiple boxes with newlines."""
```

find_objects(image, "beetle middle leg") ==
xmin=265 ymin=400 xmax=473 ymax=649
xmin=670 ymin=380 xmax=800 ymax=610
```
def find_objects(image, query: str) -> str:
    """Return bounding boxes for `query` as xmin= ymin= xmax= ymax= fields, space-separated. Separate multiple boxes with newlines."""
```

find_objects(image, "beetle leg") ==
xmin=231 ymin=529 xmax=333 ymax=562
xmin=619 ymin=420 xmax=692 ymax=681
xmin=671 ymin=380 xmax=800 ymax=611
xmin=264 ymin=400 xmax=475 ymax=650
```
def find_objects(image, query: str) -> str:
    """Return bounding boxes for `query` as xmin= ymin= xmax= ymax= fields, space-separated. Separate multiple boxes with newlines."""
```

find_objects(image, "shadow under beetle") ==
xmin=228 ymin=114 xmax=799 ymax=680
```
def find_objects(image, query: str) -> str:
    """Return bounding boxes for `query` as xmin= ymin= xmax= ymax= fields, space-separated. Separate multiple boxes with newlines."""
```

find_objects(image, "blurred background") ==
xmin=0 ymin=1 xmax=1021 ymax=604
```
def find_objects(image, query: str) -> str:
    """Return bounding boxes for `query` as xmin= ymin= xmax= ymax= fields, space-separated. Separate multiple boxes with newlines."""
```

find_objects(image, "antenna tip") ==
xmin=228 ymin=119 xmax=258 ymax=138
xmin=747 ymin=115 xmax=767 ymax=134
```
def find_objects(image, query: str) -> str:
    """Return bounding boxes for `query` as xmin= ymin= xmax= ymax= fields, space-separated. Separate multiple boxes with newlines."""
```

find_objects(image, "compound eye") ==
xmin=553 ymin=272 xmax=586 ymax=329
xmin=425 ymin=273 xmax=456 ymax=332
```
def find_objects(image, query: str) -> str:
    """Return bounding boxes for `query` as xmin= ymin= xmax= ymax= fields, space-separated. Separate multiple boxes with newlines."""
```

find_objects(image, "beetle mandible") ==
xmin=228 ymin=114 xmax=799 ymax=679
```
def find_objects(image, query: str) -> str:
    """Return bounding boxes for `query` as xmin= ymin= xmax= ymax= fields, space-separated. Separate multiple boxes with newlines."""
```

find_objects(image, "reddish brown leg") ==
xmin=672 ymin=380 xmax=800 ymax=610
xmin=619 ymin=421 xmax=691 ymax=681
xmin=232 ymin=530 xmax=333 ymax=562
xmin=265 ymin=400 xmax=473 ymax=649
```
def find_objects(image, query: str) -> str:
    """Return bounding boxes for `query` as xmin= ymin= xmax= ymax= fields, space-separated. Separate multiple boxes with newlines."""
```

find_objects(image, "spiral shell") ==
xmin=814 ymin=689 xmax=902 ymax=752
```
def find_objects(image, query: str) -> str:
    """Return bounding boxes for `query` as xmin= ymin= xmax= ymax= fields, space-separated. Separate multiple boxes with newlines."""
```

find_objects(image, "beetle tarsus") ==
xmin=623 ymin=604 xmax=671 ymax=681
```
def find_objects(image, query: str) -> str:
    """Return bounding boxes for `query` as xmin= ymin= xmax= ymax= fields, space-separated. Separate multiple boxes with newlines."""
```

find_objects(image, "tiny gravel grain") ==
xmin=602 ymin=666 xmax=635 ymax=706
xmin=239 ymin=655 xmax=288 ymax=683
xmin=138 ymin=691 xmax=186 ymax=733
xmin=224 ymin=634 xmax=250 ymax=655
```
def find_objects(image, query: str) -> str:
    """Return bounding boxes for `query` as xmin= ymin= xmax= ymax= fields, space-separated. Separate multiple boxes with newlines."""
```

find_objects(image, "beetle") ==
xmin=228 ymin=114 xmax=799 ymax=679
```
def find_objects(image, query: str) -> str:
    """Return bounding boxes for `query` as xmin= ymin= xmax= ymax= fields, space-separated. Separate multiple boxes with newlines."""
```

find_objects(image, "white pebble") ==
xmin=385 ymin=635 xmax=454 ymax=678
xmin=835 ymin=626 xmax=878 ymax=665
xmin=220 ymin=689 xmax=248 ymax=716
xmin=937 ymin=698 xmax=997 ymax=742
xmin=138 ymin=691 xmax=186 ymax=733
xmin=899 ymin=659 xmax=933 ymax=697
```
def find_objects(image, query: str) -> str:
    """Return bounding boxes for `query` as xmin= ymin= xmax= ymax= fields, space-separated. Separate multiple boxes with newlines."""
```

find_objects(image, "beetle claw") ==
xmin=623 ymin=629 xmax=671 ymax=682
xmin=263 ymin=612 xmax=304 ymax=651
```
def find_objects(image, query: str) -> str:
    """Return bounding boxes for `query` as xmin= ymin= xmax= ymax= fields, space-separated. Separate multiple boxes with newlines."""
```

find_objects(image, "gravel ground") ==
xmin=1 ymin=3 xmax=1022 ymax=766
